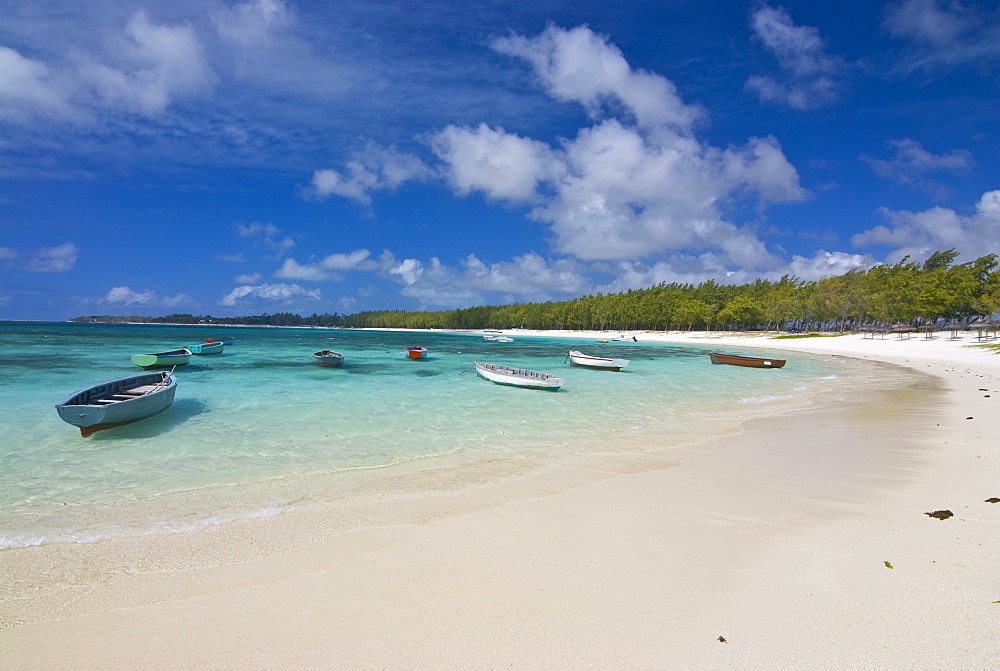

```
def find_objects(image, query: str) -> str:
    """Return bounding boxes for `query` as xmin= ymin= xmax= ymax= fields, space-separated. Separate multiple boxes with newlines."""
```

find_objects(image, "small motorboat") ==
xmin=404 ymin=346 xmax=428 ymax=360
xmin=567 ymin=350 xmax=630 ymax=371
xmin=55 ymin=371 xmax=177 ymax=437
xmin=130 ymin=348 xmax=192 ymax=370
xmin=313 ymin=349 xmax=345 ymax=367
xmin=707 ymin=352 xmax=786 ymax=368
xmin=474 ymin=362 xmax=564 ymax=390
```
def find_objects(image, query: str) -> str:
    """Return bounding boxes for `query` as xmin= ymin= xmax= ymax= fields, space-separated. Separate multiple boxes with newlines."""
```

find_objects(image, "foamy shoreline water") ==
xmin=2 ymin=328 xmax=998 ymax=667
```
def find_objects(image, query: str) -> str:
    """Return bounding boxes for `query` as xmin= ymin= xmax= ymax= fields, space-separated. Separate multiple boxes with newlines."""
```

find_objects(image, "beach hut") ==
xmin=890 ymin=323 xmax=915 ymax=340
xmin=942 ymin=319 xmax=965 ymax=340
xmin=971 ymin=319 xmax=998 ymax=341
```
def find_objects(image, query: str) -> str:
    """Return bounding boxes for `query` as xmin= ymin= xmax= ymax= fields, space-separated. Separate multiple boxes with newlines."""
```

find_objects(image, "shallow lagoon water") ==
xmin=0 ymin=322 xmax=863 ymax=548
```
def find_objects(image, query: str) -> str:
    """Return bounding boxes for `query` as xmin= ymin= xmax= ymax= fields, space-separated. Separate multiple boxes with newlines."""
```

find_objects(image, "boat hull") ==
xmin=568 ymin=350 xmax=629 ymax=371
xmin=474 ymin=362 xmax=564 ymax=390
xmin=55 ymin=371 xmax=177 ymax=436
xmin=708 ymin=352 xmax=786 ymax=368
xmin=313 ymin=350 xmax=344 ymax=367
xmin=405 ymin=346 xmax=428 ymax=360
xmin=130 ymin=348 xmax=192 ymax=369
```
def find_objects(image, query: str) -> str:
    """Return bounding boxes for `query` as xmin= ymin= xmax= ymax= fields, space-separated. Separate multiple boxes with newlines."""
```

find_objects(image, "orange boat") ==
xmin=404 ymin=346 xmax=428 ymax=360
xmin=708 ymin=352 xmax=786 ymax=369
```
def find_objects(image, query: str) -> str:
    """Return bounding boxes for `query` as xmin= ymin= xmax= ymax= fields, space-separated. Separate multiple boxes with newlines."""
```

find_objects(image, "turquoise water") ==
xmin=0 ymin=321 xmax=859 ymax=549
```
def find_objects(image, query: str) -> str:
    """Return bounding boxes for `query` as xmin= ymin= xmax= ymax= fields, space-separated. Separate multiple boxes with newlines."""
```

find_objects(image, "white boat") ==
xmin=483 ymin=335 xmax=514 ymax=342
xmin=474 ymin=362 xmax=564 ymax=390
xmin=312 ymin=349 xmax=345 ymax=367
xmin=567 ymin=350 xmax=630 ymax=372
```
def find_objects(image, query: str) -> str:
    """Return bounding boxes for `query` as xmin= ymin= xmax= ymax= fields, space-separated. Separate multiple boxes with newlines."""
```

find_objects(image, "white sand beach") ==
xmin=2 ymin=330 xmax=998 ymax=668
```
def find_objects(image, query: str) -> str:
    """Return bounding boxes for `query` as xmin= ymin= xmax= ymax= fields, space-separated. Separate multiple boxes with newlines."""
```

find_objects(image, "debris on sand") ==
xmin=925 ymin=510 xmax=953 ymax=520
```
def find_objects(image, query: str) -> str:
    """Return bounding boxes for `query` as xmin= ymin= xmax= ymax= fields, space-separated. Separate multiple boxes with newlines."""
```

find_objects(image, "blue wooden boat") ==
xmin=188 ymin=341 xmax=224 ymax=355
xmin=130 ymin=348 xmax=191 ymax=369
xmin=312 ymin=349 xmax=345 ymax=367
xmin=55 ymin=371 xmax=177 ymax=437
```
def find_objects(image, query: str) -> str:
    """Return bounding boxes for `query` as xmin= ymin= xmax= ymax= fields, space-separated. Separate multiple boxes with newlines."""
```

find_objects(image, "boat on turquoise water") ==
xmin=188 ymin=341 xmax=224 ymax=356
xmin=474 ymin=361 xmax=564 ymax=390
xmin=204 ymin=337 xmax=234 ymax=345
xmin=55 ymin=371 xmax=177 ymax=437
xmin=404 ymin=346 xmax=428 ymax=360
xmin=483 ymin=335 xmax=514 ymax=342
xmin=313 ymin=349 xmax=345 ymax=367
xmin=130 ymin=348 xmax=192 ymax=370
xmin=567 ymin=350 xmax=630 ymax=371
xmin=708 ymin=352 xmax=786 ymax=369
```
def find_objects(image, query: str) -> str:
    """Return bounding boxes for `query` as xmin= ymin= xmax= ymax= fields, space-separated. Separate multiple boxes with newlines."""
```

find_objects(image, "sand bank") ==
xmin=2 ymin=330 xmax=998 ymax=668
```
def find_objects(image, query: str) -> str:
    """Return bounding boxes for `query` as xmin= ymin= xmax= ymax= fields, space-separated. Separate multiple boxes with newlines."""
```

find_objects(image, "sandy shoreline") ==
xmin=2 ymin=330 xmax=998 ymax=668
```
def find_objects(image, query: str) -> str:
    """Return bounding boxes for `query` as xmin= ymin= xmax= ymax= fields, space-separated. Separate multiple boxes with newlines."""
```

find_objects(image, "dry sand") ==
xmin=2 ymin=330 xmax=998 ymax=668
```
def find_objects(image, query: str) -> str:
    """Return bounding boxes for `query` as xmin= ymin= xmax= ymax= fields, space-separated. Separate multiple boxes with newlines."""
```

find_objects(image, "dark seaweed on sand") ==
xmin=925 ymin=510 xmax=953 ymax=520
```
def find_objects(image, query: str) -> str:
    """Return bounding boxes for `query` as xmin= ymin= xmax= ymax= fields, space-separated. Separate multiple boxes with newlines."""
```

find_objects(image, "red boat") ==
xmin=404 ymin=346 xmax=428 ymax=360
xmin=708 ymin=352 xmax=786 ymax=368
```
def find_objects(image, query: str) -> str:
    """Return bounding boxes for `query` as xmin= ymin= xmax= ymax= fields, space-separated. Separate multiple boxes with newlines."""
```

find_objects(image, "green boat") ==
xmin=130 ymin=348 xmax=192 ymax=370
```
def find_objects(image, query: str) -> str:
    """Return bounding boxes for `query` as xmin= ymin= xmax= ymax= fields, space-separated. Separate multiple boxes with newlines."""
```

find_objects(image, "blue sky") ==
xmin=1 ymin=0 xmax=998 ymax=320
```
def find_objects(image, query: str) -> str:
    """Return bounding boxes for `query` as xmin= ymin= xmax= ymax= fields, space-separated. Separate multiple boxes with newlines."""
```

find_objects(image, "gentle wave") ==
xmin=737 ymin=393 xmax=796 ymax=404
xmin=0 ymin=500 xmax=299 ymax=550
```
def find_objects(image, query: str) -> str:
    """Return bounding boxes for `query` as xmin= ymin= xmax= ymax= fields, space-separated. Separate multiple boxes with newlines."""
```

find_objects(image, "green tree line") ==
xmin=73 ymin=250 xmax=1000 ymax=332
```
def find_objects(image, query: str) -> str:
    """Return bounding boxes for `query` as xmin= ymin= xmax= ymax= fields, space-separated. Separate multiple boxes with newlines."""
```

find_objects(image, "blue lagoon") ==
xmin=0 ymin=321 xmax=873 ymax=550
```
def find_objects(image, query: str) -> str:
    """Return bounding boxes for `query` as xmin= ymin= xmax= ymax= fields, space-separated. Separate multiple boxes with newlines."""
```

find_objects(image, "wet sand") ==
xmin=2 ymin=331 xmax=998 ymax=668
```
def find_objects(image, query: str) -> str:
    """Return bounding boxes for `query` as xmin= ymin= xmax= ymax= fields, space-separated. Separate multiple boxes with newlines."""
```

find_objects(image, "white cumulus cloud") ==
xmin=431 ymin=123 xmax=564 ymax=202
xmin=233 ymin=272 xmax=262 ymax=284
xmin=746 ymin=4 xmax=850 ymax=110
xmin=310 ymin=144 xmax=431 ymax=204
xmin=101 ymin=285 xmax=191 ymax=307
xmin=492 ymin=24 xmax=703 ymax=132
xmin=852 ymin=189 xmax=1000 ymax=263
xmin=220 ymin=282 xmax=321 ymax=306
xmin=27 ymin=242 xmax=78 ymax=272
xmin=235 ymin=221 xmax=294 ymax=258
xmin=375 ymin=250 xmax=589 ymax=308
xmin=430 ymin=26 xmax=806 ymax=269
xmin=274 ymin=249 xmax=376 ymax=281
xmin=861 ymin=138 xmax=973 ymax=198
xmin=0 ymin=47 xmax=79 ymax=124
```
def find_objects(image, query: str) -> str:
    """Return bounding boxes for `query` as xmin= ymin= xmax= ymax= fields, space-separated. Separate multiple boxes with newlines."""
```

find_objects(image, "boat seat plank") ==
xmin=123 ymin=385 xmax=158 ymax=394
